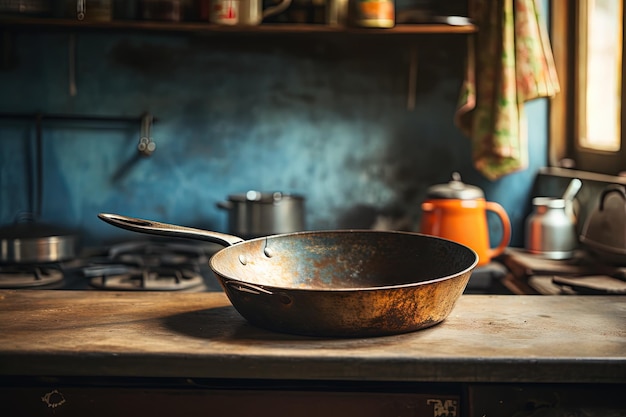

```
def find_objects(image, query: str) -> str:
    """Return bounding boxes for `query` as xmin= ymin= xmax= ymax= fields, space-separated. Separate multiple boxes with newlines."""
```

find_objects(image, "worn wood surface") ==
xmin=0 ymin=290 xmax=624 ymax=383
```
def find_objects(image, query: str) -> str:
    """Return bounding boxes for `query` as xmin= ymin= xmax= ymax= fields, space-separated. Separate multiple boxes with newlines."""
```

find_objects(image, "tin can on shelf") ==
xmin=210 ymin=0 xmax=239 ymax=25
xmin=354 ymin=0 xmax=394 ymax=28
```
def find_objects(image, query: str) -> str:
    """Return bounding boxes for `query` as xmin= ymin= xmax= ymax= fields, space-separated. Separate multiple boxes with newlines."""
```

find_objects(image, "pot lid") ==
xmin=229 ymin=191 xmax=304 ymax=203
xmin=532 ymin=197 xmax=566 ymax=208
xmin=0 ymin=222 xmax=77 ymax=239
xmin=426 ymin=173 xmax=484 ymax=200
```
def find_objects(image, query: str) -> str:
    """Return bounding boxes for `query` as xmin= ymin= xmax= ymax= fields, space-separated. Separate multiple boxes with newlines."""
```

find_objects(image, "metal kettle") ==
xmin=420 ymin=173 xmax=511 ymax=267
xmin=525 ymin=197 xmax=577 ymax=260
xmin=525 ymin=179 xmax=582 ymax=260
xmin=580 ymin=183 xmax=626 ymax=264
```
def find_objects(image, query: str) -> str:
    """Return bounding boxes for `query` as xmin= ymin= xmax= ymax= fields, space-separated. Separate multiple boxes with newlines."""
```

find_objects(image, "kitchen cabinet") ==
xmin=0 ymin=291 xmax=624 ymax=416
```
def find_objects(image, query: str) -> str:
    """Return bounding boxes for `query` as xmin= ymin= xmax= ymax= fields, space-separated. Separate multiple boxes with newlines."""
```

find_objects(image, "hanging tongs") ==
xmin=76 ymin=0 xmax=86 ymax=20
xmin=137 ymin=113 xmax=156 ymax=157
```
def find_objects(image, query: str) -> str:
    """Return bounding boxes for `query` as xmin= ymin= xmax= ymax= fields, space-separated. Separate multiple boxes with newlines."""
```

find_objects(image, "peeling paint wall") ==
xmin=0 ymin=31 xmax=547 ymax=247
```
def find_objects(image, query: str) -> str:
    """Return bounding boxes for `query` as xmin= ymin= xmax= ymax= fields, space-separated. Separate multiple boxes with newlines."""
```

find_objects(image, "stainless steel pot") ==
xmin=0 ymin=222 xmax=77 ymax=264
xmin=217 ymin=191 xmax=305 ymax=238
xmin=98 ymin=212 xmax=478 ymax=338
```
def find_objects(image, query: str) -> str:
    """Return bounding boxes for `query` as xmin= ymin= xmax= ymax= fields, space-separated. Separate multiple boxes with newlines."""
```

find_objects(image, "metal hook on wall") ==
xmin=33 ymin=113 xmax=43 ymax=219
xmin=76 ymin=0 xmax=86 ymax=20
xmin=137 ymin=113 xmax=156 ymax=157
xmin=406 ymin=45 xmax=418 ymax=111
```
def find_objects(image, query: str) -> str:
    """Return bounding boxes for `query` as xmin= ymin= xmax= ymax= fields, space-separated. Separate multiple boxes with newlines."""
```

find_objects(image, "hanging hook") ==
xmin=137 ymin=113 xmax=156 ymax=157
xmin=34 ymin=113 xmax=43 ymax=219
xmin=406 ymin=45 xmax=418 ymax=110
xmin=76 ymin=0 xmax=86 ymax=20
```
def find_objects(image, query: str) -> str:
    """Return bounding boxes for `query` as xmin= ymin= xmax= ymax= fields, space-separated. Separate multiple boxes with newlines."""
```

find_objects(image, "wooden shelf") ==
xmin=0 ymin=16 xmax=477 ymax=35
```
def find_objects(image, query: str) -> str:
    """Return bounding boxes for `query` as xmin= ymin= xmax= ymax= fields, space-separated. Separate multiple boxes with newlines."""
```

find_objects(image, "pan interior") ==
xmin=209 ymin=231 xmax=477 ymax=291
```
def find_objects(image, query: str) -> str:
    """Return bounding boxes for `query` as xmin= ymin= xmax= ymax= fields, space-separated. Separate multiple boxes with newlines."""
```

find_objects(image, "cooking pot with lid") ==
xmin=420 ymin=173 xmax=511 ymax=267
xmin=0 ymin=220 xmax=78 ymax=264
xmin=580 ymin=184 xmax=626 ymax=264
xmin=217 ymin=191 xmax=305 ymax=239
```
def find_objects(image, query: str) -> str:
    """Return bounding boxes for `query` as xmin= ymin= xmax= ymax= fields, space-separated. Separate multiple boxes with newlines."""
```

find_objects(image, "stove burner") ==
xmin=87 ymin=265 xmax=205 ymax=291
xmin=108 ymin=241 xmax=208 ymax=268
xmin=0 ymin=264 xmax=64 ymax=288
xmin=81 ymin=241 xmax=215 ymax=291
xmin=0 ymin=240 xmax=221 ymax=292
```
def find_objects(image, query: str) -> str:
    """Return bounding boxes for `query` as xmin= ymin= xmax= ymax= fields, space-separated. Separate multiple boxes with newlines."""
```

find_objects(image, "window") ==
xmin=550 ymin=0 xmax=626 ymax=175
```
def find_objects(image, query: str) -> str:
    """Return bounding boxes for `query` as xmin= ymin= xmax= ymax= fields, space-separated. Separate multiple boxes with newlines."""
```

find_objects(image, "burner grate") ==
xmin=87 ymin=266 xmax=205 ymax=291
xmin=82 ymin=241 xmax=214 ymax=291
xmin=0 ymin=265 xmax=64 ymax=288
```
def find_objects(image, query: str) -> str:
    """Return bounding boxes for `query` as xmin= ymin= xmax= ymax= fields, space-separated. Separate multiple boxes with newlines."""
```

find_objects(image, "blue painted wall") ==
xmin=0 ymin=30 xmax=547 ymax=247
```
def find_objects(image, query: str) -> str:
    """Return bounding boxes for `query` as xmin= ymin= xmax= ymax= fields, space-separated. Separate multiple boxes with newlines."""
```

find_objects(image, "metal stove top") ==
xmin=0 ymin=240 xmax=224 ymax=292
xmin=0 ymin=238 xmax=511 ymax=294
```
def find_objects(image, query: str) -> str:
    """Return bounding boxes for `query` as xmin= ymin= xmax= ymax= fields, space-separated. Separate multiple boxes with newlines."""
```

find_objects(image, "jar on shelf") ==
xmin=352 ymin=0 xmax=394 ymax=28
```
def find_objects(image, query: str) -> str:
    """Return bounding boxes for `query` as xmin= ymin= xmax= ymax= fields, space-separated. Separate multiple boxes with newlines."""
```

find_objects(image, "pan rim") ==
xmin=209 ymin=229 xmax=479 ymax=292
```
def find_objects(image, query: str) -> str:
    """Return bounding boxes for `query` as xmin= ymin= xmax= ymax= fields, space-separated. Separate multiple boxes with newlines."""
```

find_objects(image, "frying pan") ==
xmin=98 ymin=213 xmax=478 ymax=337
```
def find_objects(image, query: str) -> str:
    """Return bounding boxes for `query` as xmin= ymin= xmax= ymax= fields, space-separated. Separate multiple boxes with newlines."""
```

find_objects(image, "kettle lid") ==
xmin=426 ymin=172 xmax=485 ymax=200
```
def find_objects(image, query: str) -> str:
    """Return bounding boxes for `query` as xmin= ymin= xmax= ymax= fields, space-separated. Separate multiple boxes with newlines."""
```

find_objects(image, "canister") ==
xmin=210 ymin=0 xmax=239 ymax=24
xmin=525 ymin=197 xmax=577 ymax=260
xmin=353 ymin=0 xmax=394 ymax=28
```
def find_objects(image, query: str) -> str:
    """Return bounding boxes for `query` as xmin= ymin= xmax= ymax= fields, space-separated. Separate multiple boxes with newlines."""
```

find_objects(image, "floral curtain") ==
xmin=455 ymin=0 xmax=560 ymax=180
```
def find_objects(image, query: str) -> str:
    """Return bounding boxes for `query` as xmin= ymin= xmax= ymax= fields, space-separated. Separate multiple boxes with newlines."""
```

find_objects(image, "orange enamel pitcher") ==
xmin=420 ymin=173 xmax=511 ymax=267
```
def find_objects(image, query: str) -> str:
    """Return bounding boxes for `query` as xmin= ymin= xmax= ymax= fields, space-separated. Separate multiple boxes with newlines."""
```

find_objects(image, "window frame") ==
xmin=550 ymin=0 xmax=626 ymax=175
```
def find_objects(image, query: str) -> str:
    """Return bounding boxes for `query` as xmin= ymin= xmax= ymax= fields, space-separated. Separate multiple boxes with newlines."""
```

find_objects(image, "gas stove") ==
xmin=0 ymin=237 xmax=510 ymax=294
xmin=0 ymin=240 xmax=224 ymax=292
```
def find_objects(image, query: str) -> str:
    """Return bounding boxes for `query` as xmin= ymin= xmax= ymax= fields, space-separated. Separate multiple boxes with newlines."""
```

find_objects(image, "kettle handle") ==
xmin=485 ymin=201 xmax=511 ymax=259
xmin=599 ymin=185 xmax=626 ymax=211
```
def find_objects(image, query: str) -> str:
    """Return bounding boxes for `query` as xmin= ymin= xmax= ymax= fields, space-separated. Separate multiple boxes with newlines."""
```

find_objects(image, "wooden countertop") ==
xmin=0 ymin=290 xmax=624 ymax=384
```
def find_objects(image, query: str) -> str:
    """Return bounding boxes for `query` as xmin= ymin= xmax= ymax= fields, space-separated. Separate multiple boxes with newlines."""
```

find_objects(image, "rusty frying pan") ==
xmin=98 ymin=213 xmax=478 ymax=338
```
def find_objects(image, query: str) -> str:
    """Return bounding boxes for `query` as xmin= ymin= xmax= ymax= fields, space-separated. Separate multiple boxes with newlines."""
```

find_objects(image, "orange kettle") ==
xmin=420 ymin=173 xmax=511 ymax=267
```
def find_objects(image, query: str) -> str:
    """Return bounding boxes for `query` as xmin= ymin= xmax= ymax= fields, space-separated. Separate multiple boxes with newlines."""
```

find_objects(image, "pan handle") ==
xmin=98 ymin=213 xmax=244 ymax=247
xmin=223 ymin=280 xmax=293 ymax=305
xmin=224 ymin=280 xmax=274 ymax=295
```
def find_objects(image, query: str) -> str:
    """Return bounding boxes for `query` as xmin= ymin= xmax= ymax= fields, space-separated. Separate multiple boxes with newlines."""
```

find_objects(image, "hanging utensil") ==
xmin=110 ymin=113 xmax=158 ymax=183
xmin=77 ymin=0 xmax=86 ymax=20
xmin=406 ymin=46 xmax=417 ymax=110
xmin=68 ymin=34 xmax=77 ymax=97
xmin=137 ymin=112 xmax=156 ymax=157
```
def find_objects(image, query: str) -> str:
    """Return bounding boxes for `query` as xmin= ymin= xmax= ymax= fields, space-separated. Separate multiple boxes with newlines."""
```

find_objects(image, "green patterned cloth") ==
xmin=456 ymin=0 xmax=560 ymax=180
